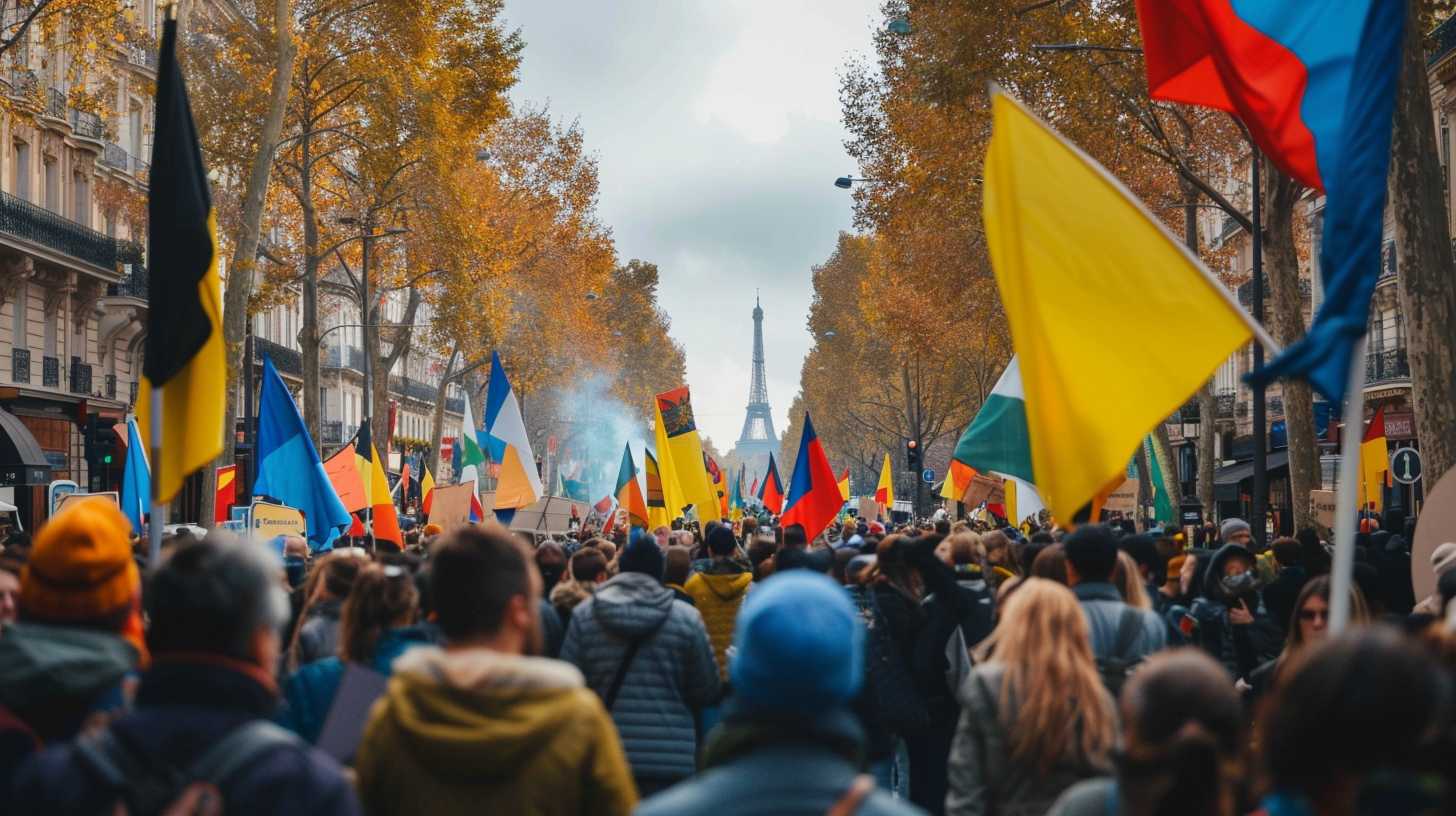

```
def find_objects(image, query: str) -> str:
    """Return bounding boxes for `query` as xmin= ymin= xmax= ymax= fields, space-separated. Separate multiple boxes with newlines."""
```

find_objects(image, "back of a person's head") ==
xmin=316 ymin=550 xmax=365 ymax=600
xmin=1119 ymin=534 xmax=1160 ymax=578
xmin=146 ymin=539 xmax=289 ymax=664
xmin=536 ymin=540 xmax=565 ymax=568
xmin=831 ymin=546 xmax=857 ymax=584
xmin=707 ymin=524 xmax=737 ymax=557
xmin=569 ymin=546 xmax=608 ymax=583
xmin=1113 ymin=550 xmax=1152 ymax=610
xmin=782 ymin=524 xmax=808 ymax=550
xmin=948 ymin=530 xmax=983 ymax=567
xmin=1064 ymin=524 xmax=1119 ymax=584
xmin=431 ymin=524 xmax=532 ymax=643
xmin=747 ymin=537 xmax=776 ymax=568
xmin=1262 ymin=627 xmax=1453 ymax=803
xmin=934 ymin=519 xmax=951 ymax=536
xmin=1031 ymin=544 xmax=1068 ymax=585
xmin=340 ymin=564 xmax=419 ymax=663
xmin=20 ymin=500 xmax=138 ymax=630
xmin=1119 ymin=649 xmax=1243 ymax=816
xmin=741 ymin=516 xmax=759 ymax=538
xmin=664 ymin=546 xmax=693 ymax=586
xmin=1271 ymin=536 xmax=1301 ymax=569
xmin=731 ymin=571 xmax=862 ymax=714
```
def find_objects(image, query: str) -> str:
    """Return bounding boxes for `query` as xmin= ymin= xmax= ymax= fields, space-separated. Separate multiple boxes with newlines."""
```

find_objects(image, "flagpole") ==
xmin=148 ymin=386 xmax=164 ymax=566
xmin=1328 ymin=337 xmax=1367 ymax=633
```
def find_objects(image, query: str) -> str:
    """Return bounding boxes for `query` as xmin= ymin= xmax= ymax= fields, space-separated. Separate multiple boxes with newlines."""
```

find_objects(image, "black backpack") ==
xmin=73 ymin=720 xmax=303 ymax=815
xmin=1096 ymin=607 xmax=1146 ymax=697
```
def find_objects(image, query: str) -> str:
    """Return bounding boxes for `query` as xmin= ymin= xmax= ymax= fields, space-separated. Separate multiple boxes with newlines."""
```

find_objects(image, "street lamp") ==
xmin=886 ymin=16 xmax=912 ymax=35
xmin=834 ymin=175 xmax=885 ymax=189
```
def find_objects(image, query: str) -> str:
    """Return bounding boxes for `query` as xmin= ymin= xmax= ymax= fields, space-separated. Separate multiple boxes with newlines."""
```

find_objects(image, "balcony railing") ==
xmin=42 ymin=356 xmax=59 ymax=387
xmin=445 ymin=396 xmax=464 ymax=414
xmin=1269 ymin=395 xmax=1285 ymax=416
xmin=254 ymin=337 xmax=303 ymax=378
xmin=69 ymin=357 xmax=92 ymax=395
xmin=1216 ymin=391 xmax=1236 ymax=419
xmin=102 ymin=142 xmax=128 ymax=170
xmin=0 ymin=189 xmax=121 ymax=271
xmin=321 ymin=420 xmax=344 ymax=444
xmin=390 ymin=376 xmax=439 ymax=404
xmin=1379 ymin=240 xmax=1398 ymax=282
xmin=1236 ymin=400 xmax=1250 ymax=419
xmin=1433 ymin=14 xmax=1456 ymax=66
xmin=108 ymin=250 xmax=147 ymax=298
xmin=129 ymin=379 xmax=139 ymax=405
xmin=7 ymin=68 xmax=37 ymax=97
xmin=11 ymin=348 xmax=30 ymax=383
xmin=69 ymin=108 xmax=103 ymax=140
xmin=105 ymin=373 xmax=116 ymax=399
xmin=324 ymin=343 xmax=367 ymax=372
xmin=1367 ymin=347 xmax=1411 ymax=384
xmin=44 ymin=87 xmax=65 ymax=119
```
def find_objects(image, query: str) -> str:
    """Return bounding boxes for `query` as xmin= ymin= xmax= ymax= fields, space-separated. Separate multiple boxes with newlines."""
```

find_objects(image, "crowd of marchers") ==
xmin=0 ymin=500 xmax=1453 ymax=815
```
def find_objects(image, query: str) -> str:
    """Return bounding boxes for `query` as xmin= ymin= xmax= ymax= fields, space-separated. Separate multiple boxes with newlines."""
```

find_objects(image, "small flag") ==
xmin=838 ymin=468 xmax=850 ymax=502
xmin=485 ymin=353 xmax=543 ymax=510
xmin=940 ymin=459 xmax=977 ymax=503
xmin=615 ymin=444 xmax=649 ymax=530
xmin=324 ymin=443 xmax=367 ymax=514
xmin=213 ymin=464 xmax=236 ymax=525
xmin=421 ymin=466 xmax=436 ymax=515
xmin=781 ymin=413 xmax=846 ymax=543
xmin=1360 ymin=406 xmax=1388 ymax=513
xmin=875 ymin=453 xmax=895 ymax=511
xmin=1136 ymin=0 xmax=1404 ymax=402
xmin=355 ymin=423 xmax=402 ymax=548
xmin=457 ymin=396 xmax=486 ymax=486
xmin=982 ymin=90 xmax=1257 ymax=522
xmin=120 ymin=418 xmax=150 ymax=535
xmin=135 ymin=16 xmax=224 ymax=502
xmin=645 ymin=448 xmax=669 ymax=529
xmin=758 ymin=452 xmax=785 ymax=515
xmin=252 ymin=357 xmax=352 ymax=549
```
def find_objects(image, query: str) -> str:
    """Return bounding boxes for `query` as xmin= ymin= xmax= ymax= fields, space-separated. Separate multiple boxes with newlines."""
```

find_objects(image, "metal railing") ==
xmin=129 ymin=379 xmax=139 ymax=405
xmin=1380 ymin=240 xmax=1398 ymax=282
xmin=255 ymin=337 xmax=303 ymax=377
xmin=105 ymin=373 xmax=116 ymax=399
xmin=1366 ymin=347 xmax=1411 ymax=384
xmin=1216 ymin=391 xmax=1236 ymax=419
xmin=1236 ymin=400 xmax=1250 ymax=419
xmin=321 ymin=420 xmax=344 ymax=444
xmin=44 ymin=87 xmax=65 ymax=118
xmin=11 ymin=348 xmax=30 ymax=383
xmin=445 ymin=396 xmax=464 ymax=414
xmin=69 ymin=357 xmax=92 ymax=395
xmin=324 ymin=343 xmax=367 ymax=372
xmin=390 ymin=376 xmax=442 ymax=404
xmin=102 ymin=142 xmax=129 ymax=170
xmin=1269 ymin=395 xmax=1285 ymax=416
xmin=69 ymin=109 xmax=103 ymax=140
xmin=1432 ymin=14 xmax=1456 ymax=66
xmin=108 ymin=249 xmax=147 ymax=298
xmin=7 ymin=68 xmax=36 ymax=97
xmin=42 ymin=356 xmax=58 ymax=387
xmin=0 ymin=189 xmax=120 ymax=270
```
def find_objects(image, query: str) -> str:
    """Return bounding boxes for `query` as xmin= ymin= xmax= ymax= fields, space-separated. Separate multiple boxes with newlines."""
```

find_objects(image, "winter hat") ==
xmin=20 ymin=499 xmax=139 ymax=624
xmin=618 ymin=529 xmax=665 ymax=580
xmin=707 ymin=524 xmax=738 ymax=557
xmin=731 ymin=571 xmax=863 ymax=713
xmin=1220 ymin=518 xmax=1251 ymax=542
xmin=422 ymin=523 xmax=444 ymax=537
xmin=1431 ymin=542 xmax=1456 ymax=580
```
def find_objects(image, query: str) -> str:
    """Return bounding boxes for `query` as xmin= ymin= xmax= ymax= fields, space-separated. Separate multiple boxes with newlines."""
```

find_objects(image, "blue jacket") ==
xmin=1071 ymin=582 xmax=1169 ymax=661
xmin=560 ymin=571 xmax=719 ymax=783
xmin=279 ymin=625 xmax=436 ymax=743
xmin=637 ymin=702 xmax=924 ymax=816
xmin=11 ymin=657 xmax=359 ymax=815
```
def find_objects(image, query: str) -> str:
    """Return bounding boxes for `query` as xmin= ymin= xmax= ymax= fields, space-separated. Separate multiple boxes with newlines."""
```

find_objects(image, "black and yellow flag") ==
xmin=136 ymin=17 xmax=224 ymax=503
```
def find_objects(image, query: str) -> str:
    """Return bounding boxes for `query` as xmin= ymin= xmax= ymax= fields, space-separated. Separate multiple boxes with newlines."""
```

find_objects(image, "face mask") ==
xmin=283 ymin=556 xmax=308 ymax=589
xmin=1221 ymin=571 xmax=1256 ymax=595
xmin=540 ymin=565 xmax=565 ymax=589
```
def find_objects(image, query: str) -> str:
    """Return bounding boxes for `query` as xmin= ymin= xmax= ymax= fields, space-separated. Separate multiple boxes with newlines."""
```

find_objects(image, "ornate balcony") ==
xmin=69 ymin=109 xmax=104 ymax=141
xmin=0 ymin=189 xmax=121 ymax=273
xmin=255 ymin=337 xmax=303 ymax=378
xmin=69 ymin=358 xmax=92 ymax=395
xmin=42 ymin=356 xmax=59 ymax=387
xmin=321 ymin=420 xmax=344 ymax=445
xmin=1366 ymin=347 xmax=1411 ymax=385
xmin=44 ymin=87 xmax=65 ymax=119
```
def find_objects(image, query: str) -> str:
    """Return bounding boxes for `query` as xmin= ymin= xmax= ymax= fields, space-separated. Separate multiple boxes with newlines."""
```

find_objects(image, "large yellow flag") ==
xmin=982 ymin=90 xmax=1262 ymax=522
xmin=875 ymin=454 xmax=895 ymax=509
xmin=655 ymin=386 xmax=722 ymax=524
xmin=652 ymin=401 xmax=688 ymax=524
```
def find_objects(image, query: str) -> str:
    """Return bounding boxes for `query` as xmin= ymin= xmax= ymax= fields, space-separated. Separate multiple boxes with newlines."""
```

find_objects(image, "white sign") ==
xmin=48 ymin=479 xmax=78 ymax=517
xmin=1391 ymin=447 xmax=1423 ymax=485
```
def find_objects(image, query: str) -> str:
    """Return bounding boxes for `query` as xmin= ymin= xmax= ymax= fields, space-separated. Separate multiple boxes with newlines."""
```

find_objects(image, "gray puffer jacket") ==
xmin=559 ymin=571 xmax=719 ymax=783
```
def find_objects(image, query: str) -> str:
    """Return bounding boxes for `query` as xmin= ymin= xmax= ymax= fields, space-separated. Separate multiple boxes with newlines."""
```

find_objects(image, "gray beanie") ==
xmin=1220 ymin=518 xmax=1251 ymax=542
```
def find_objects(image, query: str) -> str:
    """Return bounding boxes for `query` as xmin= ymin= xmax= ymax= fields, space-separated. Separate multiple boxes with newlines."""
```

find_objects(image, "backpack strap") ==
xmin=1111 ymin=607 xmax=1143 ymax=661
xmin=73 ymin=729 xmax=140 ymax=792
xmin=603 ymin=634 xmax=648 ymax=710
xmin=188 ymin=720 xmax=304 ymax=788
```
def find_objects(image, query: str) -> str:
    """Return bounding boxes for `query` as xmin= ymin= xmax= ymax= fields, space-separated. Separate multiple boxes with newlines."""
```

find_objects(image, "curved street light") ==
xmin=834 ymin=175 xmax=886 ymax=189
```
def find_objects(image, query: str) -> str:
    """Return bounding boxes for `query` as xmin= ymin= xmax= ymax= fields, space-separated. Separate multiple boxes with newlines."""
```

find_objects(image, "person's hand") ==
xmin=1228 ymin=600 xmax=1254 ymax=626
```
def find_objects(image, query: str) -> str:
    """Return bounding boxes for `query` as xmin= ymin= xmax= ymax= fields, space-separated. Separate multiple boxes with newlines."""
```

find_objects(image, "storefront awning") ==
xmin=0 ymin=407 xmax=51 ymax=486
xmin=1213 ymin=449 xmax=1290 ymax=486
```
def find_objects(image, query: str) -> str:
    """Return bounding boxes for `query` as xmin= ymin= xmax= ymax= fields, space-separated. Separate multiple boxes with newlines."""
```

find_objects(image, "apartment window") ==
xmin=129 ymin=102 xmax=143 ymax=158
xmin=321 ymin=387 xmax=328 ymax=420
xmin=43 ymin=157 xmax=58 ymax=212
xmin=72 ymin=172 xmax=89 ymax=227
xmin=43 ymin=308 xmax=55 ymax=357
xmin=103 ymin=213 xmax=115 ymax=237
xmin=11 ymin=283 xmax=26 ymax=349
xmin=12 ymin=141 xmax=29 ymax=200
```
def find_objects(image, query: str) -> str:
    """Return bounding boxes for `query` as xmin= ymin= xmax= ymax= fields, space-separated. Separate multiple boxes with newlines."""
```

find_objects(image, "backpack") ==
xmin=859 ymin=588 xmax=931 ymax=738
xmin=1097 ymin=607 xmax=1146 ymax=697
xmin=73 ymin=719 xmax=303 ymax=816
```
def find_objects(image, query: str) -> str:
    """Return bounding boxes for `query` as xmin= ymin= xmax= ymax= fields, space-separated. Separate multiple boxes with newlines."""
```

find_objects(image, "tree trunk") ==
xmin=1261 ymin=156 xmax=1321 ymax=533
xmin=368 ymin=286 xmax=421 ymax=459
xmin=1198 ymin=380 xmax=1217 ymax=518
xmin=1389 ymin=0 xmax=1456 ymax=484
xmin=214 ymin=0 xmax=296 ymax=524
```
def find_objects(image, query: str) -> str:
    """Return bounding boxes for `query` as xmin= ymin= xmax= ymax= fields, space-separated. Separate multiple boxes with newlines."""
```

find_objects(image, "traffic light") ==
xmin=906 ymin=439 xmax=920 ymax=471
xmin=84 ymin=416 xmax=118 ymax=469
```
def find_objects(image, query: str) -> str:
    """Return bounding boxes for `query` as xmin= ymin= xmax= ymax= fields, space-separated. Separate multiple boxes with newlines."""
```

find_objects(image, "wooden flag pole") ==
xmin=1328 ymin=337 xmax=1368 ymax=633
xmin=148 ymin=385 xmax=164 ymax=566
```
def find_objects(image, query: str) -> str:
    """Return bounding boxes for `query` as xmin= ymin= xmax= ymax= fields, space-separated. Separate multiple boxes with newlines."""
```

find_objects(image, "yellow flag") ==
xmin=982 ymin=90 xmax=1260 ymax=522
xmin=655 ymin=387 xmax=721 ymax=524
xmin=875 ymin=453 xmax=895 ymax=509
xmin=652 ymin=401 xmax=688 ymax=524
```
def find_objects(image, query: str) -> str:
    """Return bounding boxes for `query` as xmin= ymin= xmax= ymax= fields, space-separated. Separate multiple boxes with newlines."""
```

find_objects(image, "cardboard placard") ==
xmin=1310 ymin=489 xmax=1337 ymax=529
xmin=858 ymin=497 xmax=878 ymax=519
xmin=509 ymin=496 xmax=589 ymax=534
xmin=1413 ymin=466 xmax=1456 ymax=603
xmin=316 ymin=663 xmax=389 ymax=763
xmin=427 ymin=483 xmax=476 ymax=530
xmin=1102 ymin=478 xmax=1139 ymax=515
xmin=962 ymin=474 xmax=1005 ymax=507
xmin=54 ymin=491 xmax=120 ymax=513
xmin=250 ymin=501 xmax=305 ymax=550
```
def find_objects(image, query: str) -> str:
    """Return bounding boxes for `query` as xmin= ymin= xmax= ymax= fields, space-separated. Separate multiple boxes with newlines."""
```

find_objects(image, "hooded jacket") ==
xmin=279 ymin=625 xmax=436 ymax=742
xmin=0 ymin=621 xmax=136 ymax=743
xmin=559 ymin=571 xmax=720 ymax=782
xmin=684 ymin=561 xmax=753 ymax=680
xmin=1190 ymin=543 xmax=1281 ymax=680
xmin=353 ymin=646 xmax=636 ymax=816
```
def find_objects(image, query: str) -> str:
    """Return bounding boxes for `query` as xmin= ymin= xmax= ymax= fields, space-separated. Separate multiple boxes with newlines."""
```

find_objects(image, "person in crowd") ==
xmin=981 ymin=530 xmax=1019 ymax=588
xmin=560 ymin=529 xmax=719 ymax=797
xmin=740 ymin=515 xmax=759 ymax=546
xmin=684 ymin=525 xmax=753 ymax=682
xmin=0 ymin=540 xmax=22 ymax=627
xmin=550 ymin=546 xmax=609 ymax=629
xmin=1048 ymin=649 xmax=1248 ymax=816
xmin=1063 ymin=525 xmax=1167 ymax=662
xmin=1414 ymin=542 xmax=1456 ymax=617
xmin=639 ymin=571 xmax=924 ymax=815
xmin=13 ymin=537 xmax=360 ymax=815
xmin=1260 ymin=537 xmax=1308 ymax=636
xmin=354 ymin=524 xmax=635 ymax=815
xmin=1244 ymin=576 xmax=1368 ymax=703
xmin=288 ymin=550 xmax=365 ymax=670
xmin=947 ymin=578 xmax=1118 ymax=815
xmin=653 ymin=525 xmax=673 ymax=549
xmin=1032 ymin=544 xmax=1069 ymax=584
xmin=536 ymin=540 xmax=567 ymax=593
xmin=941 ymin=530 xmax=996 ymax=652
xmin=0 ymin=500 xmax=145 ymax=789
xmin=1111 ymin=551 xmax=1152 ymax=611
xmin=748 ymin=535 xmax=777 ymax=580
xmin=663 ymin=546 xmax=696 ymax=605
xmin=1220 ymin=518 xmax=1253 ymax=549
xmin=1188 ymin=537 xmax=1281 ymax=683
xmin=1258 ymin=627 xmax=1453 ymax=815
xmin=280 ymin=563 xmax=432 ymax=742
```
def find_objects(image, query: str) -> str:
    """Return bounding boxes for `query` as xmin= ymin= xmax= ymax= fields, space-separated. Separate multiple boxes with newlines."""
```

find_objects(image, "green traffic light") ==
xmin=103 ymin=454 xmax=113 ymax=464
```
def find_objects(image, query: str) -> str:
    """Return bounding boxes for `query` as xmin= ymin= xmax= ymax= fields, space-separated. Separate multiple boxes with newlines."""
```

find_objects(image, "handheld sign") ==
xmin=55 ymin=491 xmax=120 ymax=514
xmin=1413 ymin=466 xmax=1456 ymax=603
xmin=251 ymin=501 xmax=305 ymax=555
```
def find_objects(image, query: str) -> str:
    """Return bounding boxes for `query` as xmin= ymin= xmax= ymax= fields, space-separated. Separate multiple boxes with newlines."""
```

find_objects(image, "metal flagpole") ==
xmin=1329 ymin=337 xmax=1368 ymax=633
xmin=148 ymin=386 xmax=164 ymax=566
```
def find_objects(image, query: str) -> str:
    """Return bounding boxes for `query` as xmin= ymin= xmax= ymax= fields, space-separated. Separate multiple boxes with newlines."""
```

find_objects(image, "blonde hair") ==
xmin=1114 ymin=550 xmax=1152 ymax=610
xmin=982 ymin=578 xmax=1118 ymax=772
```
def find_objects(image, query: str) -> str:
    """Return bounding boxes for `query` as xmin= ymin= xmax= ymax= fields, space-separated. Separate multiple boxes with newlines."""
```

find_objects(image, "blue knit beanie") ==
xmin=618 ymin=528 xmax=664 ymax=580
xmin=730 ymin=571 xmax=863 ymax=713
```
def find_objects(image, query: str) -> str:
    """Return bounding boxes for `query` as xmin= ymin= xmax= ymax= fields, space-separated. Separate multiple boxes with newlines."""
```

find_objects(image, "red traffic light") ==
xmin=907 ymin=440 xmax=917 ymax=449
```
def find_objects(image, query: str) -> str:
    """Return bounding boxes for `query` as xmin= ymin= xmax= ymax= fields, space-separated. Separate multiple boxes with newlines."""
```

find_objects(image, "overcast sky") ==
xmin=501 ymin=0 xmax=882 ymax=450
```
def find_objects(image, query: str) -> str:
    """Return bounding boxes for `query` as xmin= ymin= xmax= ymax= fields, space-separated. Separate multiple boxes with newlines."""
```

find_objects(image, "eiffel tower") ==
xmin=733 ymin=295 xmax=778 ymax=475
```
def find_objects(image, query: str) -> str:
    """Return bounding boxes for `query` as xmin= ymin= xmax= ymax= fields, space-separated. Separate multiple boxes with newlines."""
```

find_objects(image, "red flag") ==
xmin=214 ymin=465 xmax=237 ymax=524
xmin=780 ymin=413 xmax=845 ymax=542
xmin=757 ymin=453 xmax=785 ymax=515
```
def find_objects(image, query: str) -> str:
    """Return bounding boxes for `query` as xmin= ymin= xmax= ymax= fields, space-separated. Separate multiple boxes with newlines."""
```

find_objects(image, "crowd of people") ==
xmin=0 ymin=497 xmax=1453 ymax=815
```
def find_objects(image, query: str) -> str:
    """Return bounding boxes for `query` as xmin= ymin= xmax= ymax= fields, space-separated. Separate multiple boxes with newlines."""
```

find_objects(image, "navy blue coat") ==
xmin=11 ymin=658 xmax=360 ymax=816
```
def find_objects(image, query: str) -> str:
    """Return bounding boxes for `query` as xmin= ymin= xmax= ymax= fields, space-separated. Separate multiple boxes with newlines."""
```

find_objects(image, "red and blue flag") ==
xmin=1136 ymin=0 xmax=1405 ymax=401
xmin=757 ymin=452 xmax=785 ymax=515
xmin=780 ymin=414 xmax=845 ymax=543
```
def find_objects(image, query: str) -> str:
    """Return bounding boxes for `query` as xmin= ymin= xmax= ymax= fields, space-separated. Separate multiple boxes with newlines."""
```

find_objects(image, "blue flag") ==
xmin=252 ymin=356 xmax=352 ymax=550
xmin=120 ymin=417 xmax=150 ymax=535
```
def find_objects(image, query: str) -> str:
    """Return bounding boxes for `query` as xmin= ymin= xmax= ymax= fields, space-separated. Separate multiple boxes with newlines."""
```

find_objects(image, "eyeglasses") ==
xmin=1298 ymin=608 xmax=1328 ymax=622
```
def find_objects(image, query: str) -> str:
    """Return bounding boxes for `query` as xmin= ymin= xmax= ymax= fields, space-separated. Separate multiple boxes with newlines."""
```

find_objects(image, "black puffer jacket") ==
xmin=559 ymin=571 xmax=719 ymax=783
xmin=1189 ymin=544 xmax=1281 ymax=681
